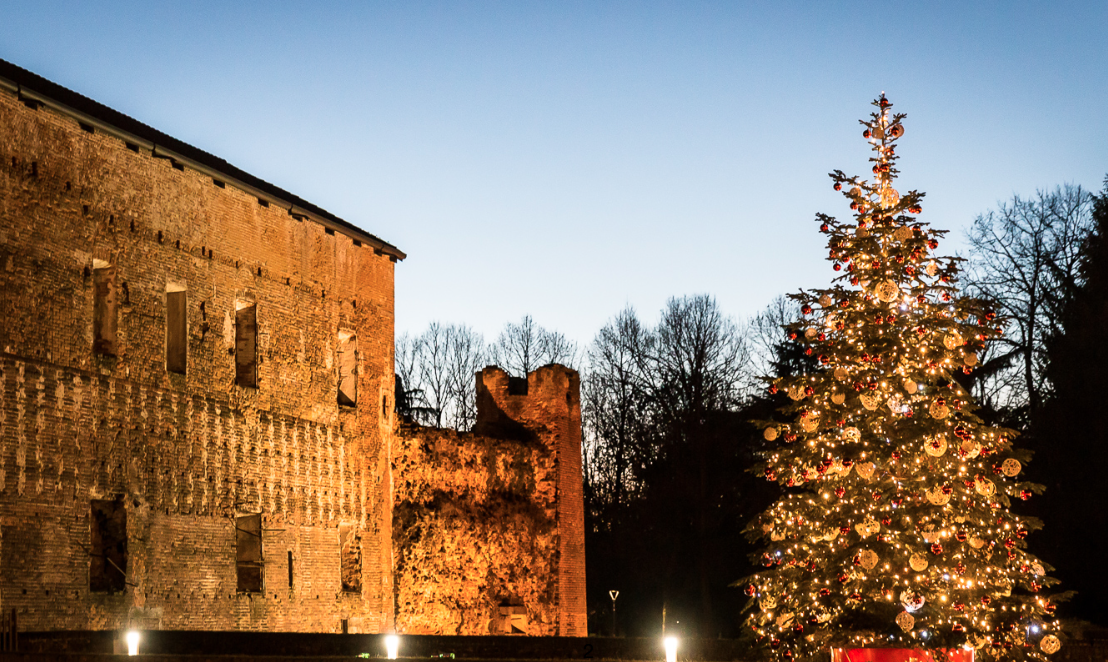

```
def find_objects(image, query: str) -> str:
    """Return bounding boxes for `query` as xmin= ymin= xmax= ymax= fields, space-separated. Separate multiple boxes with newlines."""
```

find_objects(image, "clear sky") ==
xmin=4 ymin=2 xmax=1106 ymax=348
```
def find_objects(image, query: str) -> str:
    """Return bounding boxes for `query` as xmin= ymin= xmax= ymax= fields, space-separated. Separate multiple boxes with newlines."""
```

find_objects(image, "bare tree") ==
xmin=581 ymin=307 xmax=651 ymax=519
xmin=647 ymin=294 xmax=751 ymax=636
xmin=396 ymin=323 xmax=486 ymax=429
xmin=488 ymin=315 xmax=578 ymax=376
xmin=444 ymin=325 xmax=486 ymax=430
xmin=964 ymin=184 xmax=1095 ymax=414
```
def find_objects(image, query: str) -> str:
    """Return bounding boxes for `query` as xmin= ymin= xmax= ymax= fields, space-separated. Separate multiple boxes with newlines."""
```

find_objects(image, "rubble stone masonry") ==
xmin=0 ymin=76 xmax=397 ymax=632
xmin=393 ymin=366 xmax=586 ymax=637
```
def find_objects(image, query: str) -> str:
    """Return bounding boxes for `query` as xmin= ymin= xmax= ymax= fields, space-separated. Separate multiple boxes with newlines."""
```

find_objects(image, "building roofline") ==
xmin=0 ymin=58 xmax=405 ymax=261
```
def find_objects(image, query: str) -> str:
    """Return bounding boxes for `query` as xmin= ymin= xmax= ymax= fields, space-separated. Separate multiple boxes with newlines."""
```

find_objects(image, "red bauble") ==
xmin=834 ymin=263 xmax=842 ymax=271
xmin=834 ymin=182 xmax=842 ymax=191
xmin=931 ymin=543 xmax=943 ymax=555
xmin=863 ymin=129 xmax=871 ymax=139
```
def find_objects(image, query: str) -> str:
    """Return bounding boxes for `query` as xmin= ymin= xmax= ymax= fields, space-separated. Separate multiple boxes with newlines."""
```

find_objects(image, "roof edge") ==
xmin=0 ymin=58 xmax=405 ymax=261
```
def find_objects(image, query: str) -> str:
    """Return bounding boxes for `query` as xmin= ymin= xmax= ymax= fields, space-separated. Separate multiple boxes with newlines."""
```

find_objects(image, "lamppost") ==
xmin=609 ymin=590 xmax=619 ymax=637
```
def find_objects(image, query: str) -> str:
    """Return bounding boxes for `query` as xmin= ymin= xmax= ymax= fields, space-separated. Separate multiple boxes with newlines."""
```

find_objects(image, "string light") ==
xmin=742 ymin=95 xmax=1061 ymax=662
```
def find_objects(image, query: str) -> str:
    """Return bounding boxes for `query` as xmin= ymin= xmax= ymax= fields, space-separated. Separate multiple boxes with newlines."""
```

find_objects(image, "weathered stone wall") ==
xmin=0 ymin=79 xmax=396 ymax=632
xmin=393 ymin=366 xmax=586 ymax=637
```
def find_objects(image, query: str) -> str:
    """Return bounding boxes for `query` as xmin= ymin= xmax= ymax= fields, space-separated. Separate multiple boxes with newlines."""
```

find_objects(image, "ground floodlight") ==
xmin=125 ymin=630 xmax=141 ymax=656
xmin=386 ymin=634 xmax=400 ymax=659
xmin=664 ymin=636 xmax=679 ymax=662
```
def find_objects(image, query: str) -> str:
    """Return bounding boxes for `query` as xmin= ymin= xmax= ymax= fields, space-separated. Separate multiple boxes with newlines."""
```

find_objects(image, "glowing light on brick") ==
xmin=664 ymin=636 xmax=679 ymax=662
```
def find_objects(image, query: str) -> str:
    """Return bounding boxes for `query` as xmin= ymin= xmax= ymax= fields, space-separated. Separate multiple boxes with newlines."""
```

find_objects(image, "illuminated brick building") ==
xmin=0 ymin=59 xmax=584 ymax=636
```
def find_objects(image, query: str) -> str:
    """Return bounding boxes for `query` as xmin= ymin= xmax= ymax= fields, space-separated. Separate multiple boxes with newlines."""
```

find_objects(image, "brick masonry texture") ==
xmin=0 ymin=66 xmax=586 ymax=637
xmin=0 ymin=84 xmax=396 ymax=632
xmin=393 ymin=366 xmax=586 ymax=637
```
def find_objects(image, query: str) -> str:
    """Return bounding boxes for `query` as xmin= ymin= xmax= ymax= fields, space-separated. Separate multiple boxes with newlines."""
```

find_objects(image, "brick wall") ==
xmin=393 ymin=366 xmax=586 ymax=636
xmin=0 ymin=82 xmax=396 ymax=632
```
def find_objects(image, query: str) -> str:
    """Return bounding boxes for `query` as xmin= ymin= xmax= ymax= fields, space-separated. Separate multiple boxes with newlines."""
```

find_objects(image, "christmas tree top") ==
xmin=742 ymin=95 xmax=1063 ymax=662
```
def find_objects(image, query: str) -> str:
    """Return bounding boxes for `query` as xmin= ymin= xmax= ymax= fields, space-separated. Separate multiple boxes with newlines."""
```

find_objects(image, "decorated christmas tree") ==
xmin=743 ymin=96 xmax=1063 ymax=662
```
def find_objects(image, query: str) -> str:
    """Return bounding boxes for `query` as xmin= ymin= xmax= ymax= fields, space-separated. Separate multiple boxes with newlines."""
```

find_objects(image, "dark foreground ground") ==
xmin=0 ymin=626 xmax=1106 ymax=662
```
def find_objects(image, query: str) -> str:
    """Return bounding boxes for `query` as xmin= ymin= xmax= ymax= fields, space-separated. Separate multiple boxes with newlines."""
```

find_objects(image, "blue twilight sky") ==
xmin=3 ymin=2 xmax=1106 ymax=348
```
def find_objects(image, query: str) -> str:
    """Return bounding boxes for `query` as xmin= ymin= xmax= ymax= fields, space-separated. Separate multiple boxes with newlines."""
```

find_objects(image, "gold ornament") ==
xmin=860 ymin=393 xmax=879 ymax=410
xmin=909 ymin=554 xmax=929 ymax=571
xmin=1002 ymin=458 xmax=1022 ymax=477
xmin=944 ymin=332 xmax=963 ymax=349
xmin=926 ymin=261 xmax=939 ymax=277
xmin=832 ymin=392 xmax=846 ymax=405
xmin=1041 ymin=635 xmax=1061 ymax=655
xmin=924 ymin=436 xmax=948 ymax=457
xmin=843 ymin=427 xmax=861 ymax=443
xmin=816 ymin=610 xmax=831 ymax=624
xmin=764 ymin=427 xmax=778 ymax=441
xmin=788 ymin=385 xmax=805 ymax=400
xmin=921 ymin=526 xmax=940 ymax=543
xmin=875 ymin=280 xmax=900 ymax=303
xmin=825 ymin=527 xmax=841 ymax=542
xmin=834 ymin=367 xmax=849 ymax=381
xmin=964 ymin=352 xmax=978 ymax=366
xmin=775 ymin=611 xmax=795 ymax=628
xmin=859 ymin=549 xmax=879 ymax=570
xmin=856 ymin=462 xmax=875 ymax=479
xmin=886 ymin=395 xmax=903 ymax=412
xmin=893 ymin=225 xmax=913 ymax=242
xmin=929 ymin=401 xmax=950 ymax=419
xmin=903 ymin=379 xmax=918 ymax=394
xmin=856 ymin=225 xmax=870 ymax=238
xmin=961 ymin=439 xmax=981 ymax=458
xmin=805 ymin=327 xmax=818 ymax=339
xmin=770 ymin=528 xmax=786 ymax=541
xmin=896 ymin=611 xmax=915 ymax=632
xmin=1032 ymin=562 xmax=1045 ymax=576
xmin=969 ymin=536 xmax=986 ymax=549
xmin=854 ymin=516 xmax=880 ymax=538
xmin=975 ymin=477 xmax=996 ymax=497
xmin=761 ymin=595 xmax=777 ymax=610
xmin=925 ymin=486 xmax=950 ymax=505
xmin=819 ymin=294 xmax=833 ymax=307
xmin=800 ymin=415 xmax=820 ymax=432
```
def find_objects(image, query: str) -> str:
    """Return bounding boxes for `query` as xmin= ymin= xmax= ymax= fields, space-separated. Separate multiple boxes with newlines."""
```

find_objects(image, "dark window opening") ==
xmin=236 ymin=514 xmax=263 ymax=593
xmin=90 ymin=498 xmax=127 ymax=592
xmin=92 ymin=264 xmax=118 ymax=355
xmin=337 ymin=333 xmax=357 ymax=406
xmin=166 ymin=289 xmax=187 ymax=374
xmin=235 ymin=303 xmax=258 ymax=388
xmin=339 ymin=524 xmax=362 ymax=594
xmin=287 ymin=550 xmax=294 ymax=588
xmin=508 ymin=376 xmax=529 ymax=396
